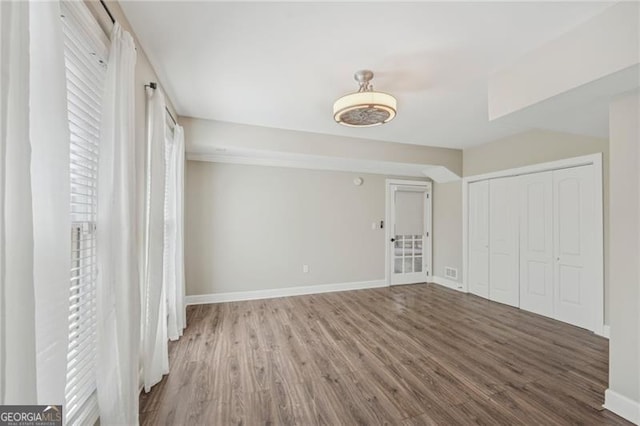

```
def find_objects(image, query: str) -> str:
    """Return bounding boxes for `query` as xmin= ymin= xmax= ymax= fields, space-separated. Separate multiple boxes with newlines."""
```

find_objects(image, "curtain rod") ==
xmin=99 ymin=2 xmax=178 ymax=128
xmin=145 ymin=83 xmax=178 ymax=126
xmin=100 ymin=0 xmax=115 ymax=24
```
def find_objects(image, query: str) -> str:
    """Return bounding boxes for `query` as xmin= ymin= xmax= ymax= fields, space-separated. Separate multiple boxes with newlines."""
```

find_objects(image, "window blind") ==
xmin=60 ymin=2 xmax=110 ymax=424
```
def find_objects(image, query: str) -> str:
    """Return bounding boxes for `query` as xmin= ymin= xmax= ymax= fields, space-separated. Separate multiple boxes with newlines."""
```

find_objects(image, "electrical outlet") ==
xmin=303 ymin=265 xmax=309 ymax=273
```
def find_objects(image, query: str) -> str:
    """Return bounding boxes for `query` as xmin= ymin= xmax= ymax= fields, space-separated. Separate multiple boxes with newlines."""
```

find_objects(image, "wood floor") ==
xmin=140 ymin=283 xmax=629 ymax=425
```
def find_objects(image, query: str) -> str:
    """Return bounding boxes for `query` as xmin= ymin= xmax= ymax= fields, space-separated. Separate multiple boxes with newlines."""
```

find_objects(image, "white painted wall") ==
xmin=488 ymin=2 xmax=640 ymax=120
xmin=606 ymin=92 xmax=640 ymax=421
xmin=463 ymin=129 xmax=610 ymax=323
xmin=185 ymin=162 xmax=393 ymax=295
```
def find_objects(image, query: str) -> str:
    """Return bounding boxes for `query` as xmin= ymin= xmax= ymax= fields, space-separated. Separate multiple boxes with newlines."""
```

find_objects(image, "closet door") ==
xmin=553 ymin=165 xmax=594 ymax=330
xmin=468 ymin=180 xmax=490 ymax=298
xmin=489 ymin=177 xmax=519 ymax=307
xmin=519 ymin=172 xmax=554 ymax=317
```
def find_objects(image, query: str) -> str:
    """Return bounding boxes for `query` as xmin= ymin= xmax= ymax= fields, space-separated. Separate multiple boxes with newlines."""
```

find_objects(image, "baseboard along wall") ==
xmin=185 ymin=279 xmax=387 ymax=305
xmin=431 ymin=276 xmax=465 ymax=292
xmin=604 ymin=389 xmax=640 ymax=425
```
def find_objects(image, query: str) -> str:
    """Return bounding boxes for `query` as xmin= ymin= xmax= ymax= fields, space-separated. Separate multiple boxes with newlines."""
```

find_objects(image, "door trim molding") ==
xmin=462 ymin=153 xmax=604 ymax=334
xmin=385 ymin=179 xmax=432 ymax=286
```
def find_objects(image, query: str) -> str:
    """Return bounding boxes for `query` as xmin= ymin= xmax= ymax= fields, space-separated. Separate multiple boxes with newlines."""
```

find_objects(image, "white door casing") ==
xmin=468 ymin=180 xmax=490 ymax=298
xmin=519 ymin=171 xmax=554 ymax=317
xmin=553 ymin=165 xmax=595 ymax=330
xmin=488 ymin=176 xmax=519 ymax=307
xmin=387 ymin=181 xmax=432 ymax=286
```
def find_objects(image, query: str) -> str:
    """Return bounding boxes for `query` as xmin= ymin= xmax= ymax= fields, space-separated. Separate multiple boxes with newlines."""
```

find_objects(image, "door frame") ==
xmin=461 ymin=153 xmax=604 ymax=335
xmin=385 ymin=179 xmax=433 ymax=286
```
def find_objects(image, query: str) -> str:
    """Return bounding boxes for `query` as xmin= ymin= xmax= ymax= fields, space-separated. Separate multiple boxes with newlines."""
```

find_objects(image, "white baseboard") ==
xmin=185 ymin=279 xmax=388 ymax=305
xmin=431 ymin=276 xmax=466 ymax=292
xmin=598 ymin=325 xmax=610 ymax=339
xmin=605 ymin=389 xmax=640 ymax=424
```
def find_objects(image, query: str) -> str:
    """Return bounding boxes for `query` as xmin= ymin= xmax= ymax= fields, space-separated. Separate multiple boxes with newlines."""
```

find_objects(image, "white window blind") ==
xmin=60 ymin=2 xmax=110 ymax=424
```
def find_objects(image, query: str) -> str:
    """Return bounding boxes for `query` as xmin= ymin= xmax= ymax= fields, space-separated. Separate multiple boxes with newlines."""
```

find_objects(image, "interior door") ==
xmin=390 ymin=185 xmax=430 ymax=285
xmin=489 ymin=177 xmax=519 ymax=307
xmin=519 ymin=171 xmax=554 ymax=317
xmin=468 ymin=180 xmax=490 ymax=298
xmin=553 ymin=165 xmax=594 ymax=330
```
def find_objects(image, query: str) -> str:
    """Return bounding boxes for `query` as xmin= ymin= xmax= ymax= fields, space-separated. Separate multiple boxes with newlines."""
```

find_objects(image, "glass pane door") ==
xmin=390 ymin=185 xmax=429 ymax=285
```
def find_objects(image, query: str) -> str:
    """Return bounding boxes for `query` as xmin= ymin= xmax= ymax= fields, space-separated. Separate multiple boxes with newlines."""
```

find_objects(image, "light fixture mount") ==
xmin=333 ymin=70 xmax=397 ymax=127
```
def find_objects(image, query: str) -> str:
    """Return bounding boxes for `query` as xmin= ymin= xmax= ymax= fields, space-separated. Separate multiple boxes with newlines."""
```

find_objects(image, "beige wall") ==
xmin=463 ymin=129 xmax=610 ymax=323
xmin=186 ymin=162 xmax=394 ymax=295
xmin=182 ymin=118 xmax=462 ymax=176
xmin=182 ymin=117 xmax=465 ymax=294
xmin=608 ymin=92 xmax=639 ymax=406
xmin=463 ymin=129 xmax=608 ymax=176
xmin=433 ymin=182 xmax=462 ymax=282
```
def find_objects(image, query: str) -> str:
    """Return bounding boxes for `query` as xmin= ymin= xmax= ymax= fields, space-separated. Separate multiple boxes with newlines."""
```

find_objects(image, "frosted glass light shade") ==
xmin=333 ymin=91 xmax=397 ymax=127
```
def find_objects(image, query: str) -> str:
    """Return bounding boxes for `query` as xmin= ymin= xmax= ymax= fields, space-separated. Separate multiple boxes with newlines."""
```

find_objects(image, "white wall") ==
xmin=488 ymin=2 xmax=639 ymax=120
xmin=606 ymin=92 xmax=640 ymax=419
xmin=186 ymin=162 xmax=396 ymax=295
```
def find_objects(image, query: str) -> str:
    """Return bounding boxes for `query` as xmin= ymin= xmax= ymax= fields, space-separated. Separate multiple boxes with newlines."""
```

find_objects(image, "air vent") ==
xmin=445 ymin=267 xmax=458 ymax=280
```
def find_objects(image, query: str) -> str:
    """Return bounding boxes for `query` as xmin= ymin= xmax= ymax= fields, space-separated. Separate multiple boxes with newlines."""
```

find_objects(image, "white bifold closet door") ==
xmin=488 ymin=177 xmax=519 ymax=307
xmin=519 ymin=171 xmax=554 ymax=317
xmin=552 ymin=165 xmax=595 ymax=330
xmin=468 ymin=164 xmax=597 ymax=330
xmin=468 ymin=180 xmax=490 ymax=298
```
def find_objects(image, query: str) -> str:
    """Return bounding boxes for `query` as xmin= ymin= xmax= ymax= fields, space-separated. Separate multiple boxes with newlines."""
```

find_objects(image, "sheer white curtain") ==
xmin=0 ymin=0 xmax=70 ymax=406
xmin=95 ymin=22 xmax=139 ymax=425
xmin=29 ymin=0 xmax=72 ymax=406
xmin=0 ymin=0 xmax=38 ymax=404
xmin=142 ymin=87 xmax=169 ymax=391
xmin=165 ymin=124 xmax=186 ymax=341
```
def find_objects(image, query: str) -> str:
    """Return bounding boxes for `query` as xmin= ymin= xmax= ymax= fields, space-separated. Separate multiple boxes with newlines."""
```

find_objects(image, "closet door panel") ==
xmin=468 ymin=180 xmax=490 ymax=298
xmin=519 ymin=172 xmax=554 ymax=317
xmin=489 ymin=177 xmax=519 ymax=307
xmin=553 ymin=165 xmax=594 ymax=330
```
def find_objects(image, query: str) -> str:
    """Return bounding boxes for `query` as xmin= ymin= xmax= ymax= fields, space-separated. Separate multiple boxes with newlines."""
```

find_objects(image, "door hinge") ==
xmin=426 ymin=232 xmax=429 ymax=237
xmin=427 ymin=193 xmax=430 ymax=199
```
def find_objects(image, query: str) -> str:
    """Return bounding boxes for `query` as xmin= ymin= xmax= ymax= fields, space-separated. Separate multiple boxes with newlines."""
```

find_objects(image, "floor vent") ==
xmin=445 ymin=267 xmax=458 ymax=280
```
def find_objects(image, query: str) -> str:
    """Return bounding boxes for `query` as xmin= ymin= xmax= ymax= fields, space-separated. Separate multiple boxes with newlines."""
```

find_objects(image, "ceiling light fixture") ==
xmin=333 ymin=70 xmax=397 ymax=127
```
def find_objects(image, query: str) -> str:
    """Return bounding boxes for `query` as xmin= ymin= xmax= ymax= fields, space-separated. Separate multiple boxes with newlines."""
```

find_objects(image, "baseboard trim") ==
xmin=431 ymin=276 xmax=465 ymax=292
xmin=604 ymin=389 xmax=640 ymax=424
xmin=598 ymin=325 xmax=610 ymax=339
xmin=186 ymin=279 xmax=388 ymax=305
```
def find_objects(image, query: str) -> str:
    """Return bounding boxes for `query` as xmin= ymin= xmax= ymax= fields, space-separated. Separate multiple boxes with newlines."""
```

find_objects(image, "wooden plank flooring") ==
xmin=140 ymin=283 xmax=630 ymax=425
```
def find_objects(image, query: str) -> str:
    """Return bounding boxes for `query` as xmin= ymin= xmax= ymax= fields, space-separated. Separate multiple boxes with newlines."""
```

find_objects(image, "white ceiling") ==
xmin=120 ymin=1 xmax=613 ymax=149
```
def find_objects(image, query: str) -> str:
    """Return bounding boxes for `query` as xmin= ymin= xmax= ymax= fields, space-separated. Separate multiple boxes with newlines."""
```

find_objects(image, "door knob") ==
xmin=391 ymin=238 xmax=396 ymax=242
